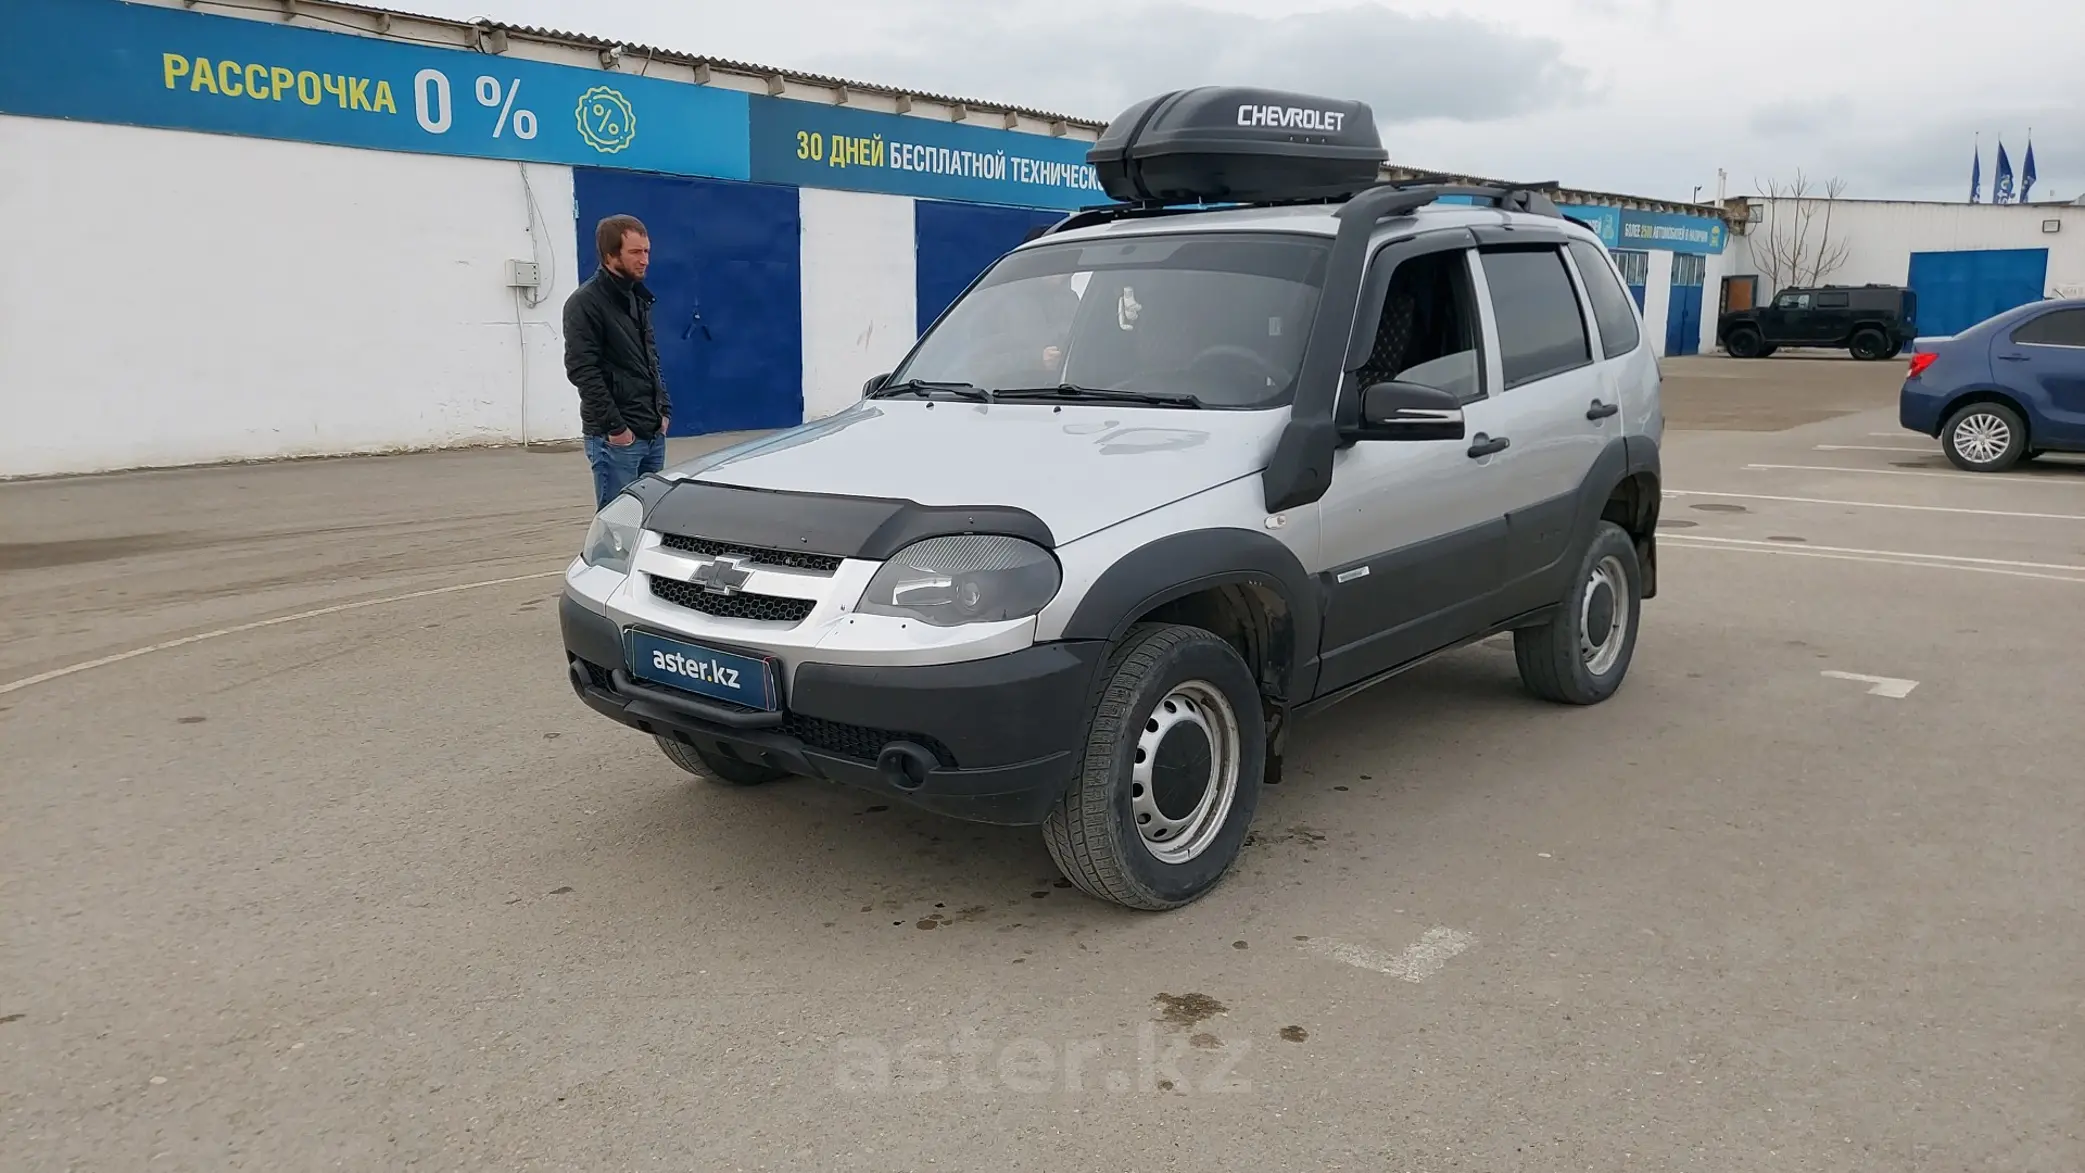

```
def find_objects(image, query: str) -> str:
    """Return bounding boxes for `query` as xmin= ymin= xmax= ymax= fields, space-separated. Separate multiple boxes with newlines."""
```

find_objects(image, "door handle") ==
xmin=1467 ymin=434 xmax=1510 ymax=459
xmin=1998 ymin=353 xmax=2030 ymax=362
xmin=1586 ymin=399 xmax=1620 ymax=420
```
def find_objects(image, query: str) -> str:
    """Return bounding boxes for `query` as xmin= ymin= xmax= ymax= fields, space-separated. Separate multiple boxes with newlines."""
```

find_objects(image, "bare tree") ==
xmin=1749 ymin=171 xmax=1853 ymax=294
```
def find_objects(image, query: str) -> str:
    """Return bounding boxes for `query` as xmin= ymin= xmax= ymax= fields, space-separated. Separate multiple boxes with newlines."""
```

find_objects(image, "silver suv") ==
xmin=559 ymin=88 xmax=1664 ymax=910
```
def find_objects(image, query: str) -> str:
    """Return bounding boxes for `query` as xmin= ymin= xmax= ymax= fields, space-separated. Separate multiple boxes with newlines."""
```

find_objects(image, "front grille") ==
xmin=657 ymin=533 xmax=842 ymax=574
xmin=581 ymin=659 xmax=615 ymax=690
xmin=782 ymin=713 xmax=954 ymax=768
xmin=648 ymin=576 xmax=816 ymax=624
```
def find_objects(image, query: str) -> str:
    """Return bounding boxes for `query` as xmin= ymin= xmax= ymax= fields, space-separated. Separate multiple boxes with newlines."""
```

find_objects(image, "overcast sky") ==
xmin=410 ymin=0 xmax=2080 ymax=204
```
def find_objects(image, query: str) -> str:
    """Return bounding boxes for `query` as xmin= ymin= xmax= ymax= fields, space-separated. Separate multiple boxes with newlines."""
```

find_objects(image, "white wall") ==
xmin=1700 ymin=247 xmax=1734 ymax=354
xmin=0 ymin=115 xmax=578 ymax=477
xmin=1641 ymin=250 xmax=1675 ymax=357
xmin=1731 ymin=199 xmax=2085 ymax=295
xmin=798 ymin=188 xmax=918 ymax=421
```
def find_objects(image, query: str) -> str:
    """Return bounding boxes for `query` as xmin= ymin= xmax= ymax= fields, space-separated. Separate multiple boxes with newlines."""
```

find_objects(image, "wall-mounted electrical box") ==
xmin=507 ymin=260 xmax=542 ymax=289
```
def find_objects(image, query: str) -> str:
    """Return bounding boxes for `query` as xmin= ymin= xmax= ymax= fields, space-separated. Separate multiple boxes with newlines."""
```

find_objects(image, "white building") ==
xmin=1 ymin=0 xmax=1732 ymax=478
xmin=1722 ymin=195 xmax=2085 ymax=338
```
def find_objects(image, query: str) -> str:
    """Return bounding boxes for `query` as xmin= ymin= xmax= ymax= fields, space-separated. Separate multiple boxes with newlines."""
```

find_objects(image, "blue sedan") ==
xmin=1900 ymin=298 xmax=2085 ymax=472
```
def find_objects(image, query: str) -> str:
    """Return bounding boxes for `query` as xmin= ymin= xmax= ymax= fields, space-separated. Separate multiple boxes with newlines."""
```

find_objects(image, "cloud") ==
xmin=1748 ymin=98 xmax=1839 ymax=138
xmin=811 ymin=2 xmax=1591 ymax=127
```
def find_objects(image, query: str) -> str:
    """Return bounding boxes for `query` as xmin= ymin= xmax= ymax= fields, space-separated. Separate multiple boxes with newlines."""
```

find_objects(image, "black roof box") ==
xmin=1087 ymin=87 xmax=1386 ymax=206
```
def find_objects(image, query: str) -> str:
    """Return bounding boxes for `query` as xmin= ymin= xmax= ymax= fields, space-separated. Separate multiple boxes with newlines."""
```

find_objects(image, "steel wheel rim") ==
xmin=1130 ymin=681 xmax=1242 ymax=864
xmin=1955 ymin=413 xmax=2011 ymax=464
xmin=1580 ymin=554 xmax=1630 ymax=676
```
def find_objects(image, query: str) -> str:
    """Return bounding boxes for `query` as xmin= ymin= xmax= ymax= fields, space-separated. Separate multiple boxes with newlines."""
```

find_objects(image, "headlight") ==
xmin=857 ymin=535 xmax=1060 ymax=627
xmin=581 ymin=492 xmax=645 ymax=574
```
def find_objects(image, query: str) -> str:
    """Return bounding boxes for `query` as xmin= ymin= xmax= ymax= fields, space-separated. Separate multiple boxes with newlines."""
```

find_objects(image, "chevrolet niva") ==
xmin=561 ymin=87 xmax=1663 ymax=909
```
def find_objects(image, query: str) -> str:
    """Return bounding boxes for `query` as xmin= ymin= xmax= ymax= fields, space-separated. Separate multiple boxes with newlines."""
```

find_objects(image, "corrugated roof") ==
xmin=201 ymin=0 xmax=1726 ymax=219
xmin=256 ymin=0 xmax=1111 ymax=125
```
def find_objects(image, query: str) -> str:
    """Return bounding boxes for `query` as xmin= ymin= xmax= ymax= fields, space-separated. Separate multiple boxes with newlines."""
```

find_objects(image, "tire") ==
xmin=1757 ymin=345 xmax=1779 ymax=357
xmin=1725 ymin=328 xmax=1764 ymax=359
xmin=655 ymin=735 xmax=790 ymax=785
xmin=1941 ymin=402 xmax=2028 ymax=473
xmin=1042 ymin=624 xmax=1265 ymax=911
xmin=1850 ymin=328 xmax=1888 ymax=361
xmin=1883 ymin=343 xmax=1903 ymax=360
xmin=1514 ymin=522 xmax=1643 ymax=706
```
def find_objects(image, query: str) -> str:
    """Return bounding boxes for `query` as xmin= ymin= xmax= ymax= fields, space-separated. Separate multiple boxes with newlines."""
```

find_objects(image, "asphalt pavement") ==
xmin=3 ymin=357 xmax=2079 ymax=1171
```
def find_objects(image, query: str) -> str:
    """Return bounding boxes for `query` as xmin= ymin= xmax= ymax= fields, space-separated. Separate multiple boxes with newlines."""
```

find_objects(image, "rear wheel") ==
xmin=1850 ymin=328 xmax=1889 ymax=361
xmin=656 ymin=735 xmax=790 ymax=785
xmin=1726 ymin=328 xmax=1765 ymax=358
xmin=1882 ymin=343 xmax=1903 ymax=359
xmin=1941 ymin=402 xmax=2028 ymax=472
xmin=1043 ymin=624 xmax=1264 ymax=911
xmin=1515 ymin=522 xmax=1643 ymax=706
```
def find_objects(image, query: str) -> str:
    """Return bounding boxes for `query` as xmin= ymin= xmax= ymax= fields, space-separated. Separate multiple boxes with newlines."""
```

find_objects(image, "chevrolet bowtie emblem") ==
xmin=689 ymin=554 xmax=752 ymax=594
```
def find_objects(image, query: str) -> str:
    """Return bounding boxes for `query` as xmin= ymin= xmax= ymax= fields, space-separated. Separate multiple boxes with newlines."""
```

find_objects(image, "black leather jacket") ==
xmin=562 ymin=267 xmax=670 ymax=437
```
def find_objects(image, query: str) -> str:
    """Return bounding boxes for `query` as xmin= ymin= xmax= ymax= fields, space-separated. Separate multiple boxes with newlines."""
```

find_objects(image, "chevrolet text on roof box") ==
xmin=1236 ymin=104 xmax=1347 ymax=132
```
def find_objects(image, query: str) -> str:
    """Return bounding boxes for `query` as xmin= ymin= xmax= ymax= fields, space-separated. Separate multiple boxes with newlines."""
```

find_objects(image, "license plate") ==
xmin=625 ymin=630 xmax=778 ymax=711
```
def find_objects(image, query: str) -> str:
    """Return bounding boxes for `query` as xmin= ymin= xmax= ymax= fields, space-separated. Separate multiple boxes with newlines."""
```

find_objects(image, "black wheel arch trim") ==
xmin=1061 ymin=527 xmax=1322 ymax=703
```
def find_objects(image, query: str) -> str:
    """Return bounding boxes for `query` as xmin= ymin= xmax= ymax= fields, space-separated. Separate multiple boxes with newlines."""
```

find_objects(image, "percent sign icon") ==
xmin=475 ymin=76 xmax=538 ymax=140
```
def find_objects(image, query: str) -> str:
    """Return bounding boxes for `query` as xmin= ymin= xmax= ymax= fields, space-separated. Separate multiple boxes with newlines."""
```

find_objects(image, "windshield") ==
xmin=888 ymin=232 xmax=1331 ymax=409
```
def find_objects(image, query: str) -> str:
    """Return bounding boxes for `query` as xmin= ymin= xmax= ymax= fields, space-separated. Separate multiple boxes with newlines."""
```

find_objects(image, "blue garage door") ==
xmin=1665 ymin=252 xmax=1706 ymax=356
xmin=914 ymin=200 xmax=1064 ymax=334
xmin=573 ymin=169 xmax=803 ymax=437
xmin=1907 ymin=248 xmax=2049 ymax=337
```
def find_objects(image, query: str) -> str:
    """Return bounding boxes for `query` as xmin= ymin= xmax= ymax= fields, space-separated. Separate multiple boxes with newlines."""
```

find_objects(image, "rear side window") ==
xmin=1566 ymin=240 xmax=1641 ymax=359
xmin=1482 ymin=247 xmax=1591 ymax=388
xmin=2013 ymin=308 xmax=2085 ymax=347
xmin=1816 ymin=292 xmax=1850 ymax=308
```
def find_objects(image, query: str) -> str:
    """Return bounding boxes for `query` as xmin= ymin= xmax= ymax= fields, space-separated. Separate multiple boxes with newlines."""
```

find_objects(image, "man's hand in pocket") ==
xmin=606 ymin=429 xmax=636 ymax=447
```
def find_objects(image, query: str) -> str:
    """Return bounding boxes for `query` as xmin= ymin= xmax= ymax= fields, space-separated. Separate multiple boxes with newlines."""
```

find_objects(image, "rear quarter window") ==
xmin=1481 ymin=247 xmax=1592 ymax=388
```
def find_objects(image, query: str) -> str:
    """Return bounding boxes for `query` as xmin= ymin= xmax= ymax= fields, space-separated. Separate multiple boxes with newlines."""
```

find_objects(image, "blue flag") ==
xmin=2021 ymin=140 xmax=2038 ymax=202
xmin=1995 ymin=142 xmax=2015 ymax=204
xmin=1970 ymin=144 xmax=1981 ymax=203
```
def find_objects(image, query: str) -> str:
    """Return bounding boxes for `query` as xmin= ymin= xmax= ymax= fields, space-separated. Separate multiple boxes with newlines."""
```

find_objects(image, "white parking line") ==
xmin=1815 ymin=444 xmax=1941 ymax=453
xmin=1661 ymin=536 xmax=2085 ymax=585
xmin=1869 ymin=432 xmax=1933 ymax=440
xmin=1822 ymin=670 xmax=1920 ymax=698
xmin=0 ymin=571 xmax=563 ymax=697
xmin=1746 ymin=463 xmax=2085 ymax=486
xmin=1301 ymin=928 xmax=1475 ymax=982
xmin=1665 ymin=490 xmax=2085 ymax=523
xmin=1668 ymin=533 xmax=2085 ymax=572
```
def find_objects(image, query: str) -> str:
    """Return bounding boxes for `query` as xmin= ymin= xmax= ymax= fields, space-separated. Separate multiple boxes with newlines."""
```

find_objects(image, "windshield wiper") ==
xmin=993 ymin=384 xmax=1203 ymax=409
xmin=871 ymin=378 xmax=994 ymax=403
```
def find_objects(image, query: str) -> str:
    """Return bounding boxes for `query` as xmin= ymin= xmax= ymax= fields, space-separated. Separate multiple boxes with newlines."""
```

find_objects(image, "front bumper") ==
xmin=561 ymin=592 xmax=1105 ymax=825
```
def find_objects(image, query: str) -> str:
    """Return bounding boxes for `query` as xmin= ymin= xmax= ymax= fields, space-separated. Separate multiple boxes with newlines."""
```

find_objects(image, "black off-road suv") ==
xmin=1718 ymin=284 xmax=1918 ymax=361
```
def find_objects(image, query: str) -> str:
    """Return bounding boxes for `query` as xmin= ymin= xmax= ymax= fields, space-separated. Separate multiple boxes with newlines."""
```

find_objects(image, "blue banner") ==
xmin=0 ymin=0 xmax=750 ymax=179
xmin=748 ymin=96 xmax=1104 ymax=210
xmin=1616 ymin=208 xmax=1726 ymax=254
xmin=1558 ymin=204 xmax=1622 ymax=249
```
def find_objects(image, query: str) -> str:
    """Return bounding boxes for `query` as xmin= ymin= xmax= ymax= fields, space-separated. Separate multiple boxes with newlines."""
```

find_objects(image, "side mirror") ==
xmin=1351 ymin=381 xmax=1465 ymax=441
xmin=862 ymin=372 xmax=891 ymax=396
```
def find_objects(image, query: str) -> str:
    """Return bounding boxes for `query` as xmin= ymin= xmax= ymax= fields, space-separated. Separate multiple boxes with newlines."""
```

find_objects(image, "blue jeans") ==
xmin=585 ymin=432 xmax=667 ymax=509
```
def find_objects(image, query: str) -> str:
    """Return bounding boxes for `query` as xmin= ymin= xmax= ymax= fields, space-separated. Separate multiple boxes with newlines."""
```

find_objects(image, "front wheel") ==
xmin=1043 ymin=624 xmax=1265 ymax=911
xmin=1515 ymin=522 xmax=1643 ymax=705
xmin=1726 ymin=328 xmax=1765 ymax=359
xmin=1942 ymin=402 xmax=2028 ymax=472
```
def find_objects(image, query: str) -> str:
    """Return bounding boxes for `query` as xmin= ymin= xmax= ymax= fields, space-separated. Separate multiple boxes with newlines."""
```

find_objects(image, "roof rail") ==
xmin=1041 ymin=178 xmax=1565 ymax=238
